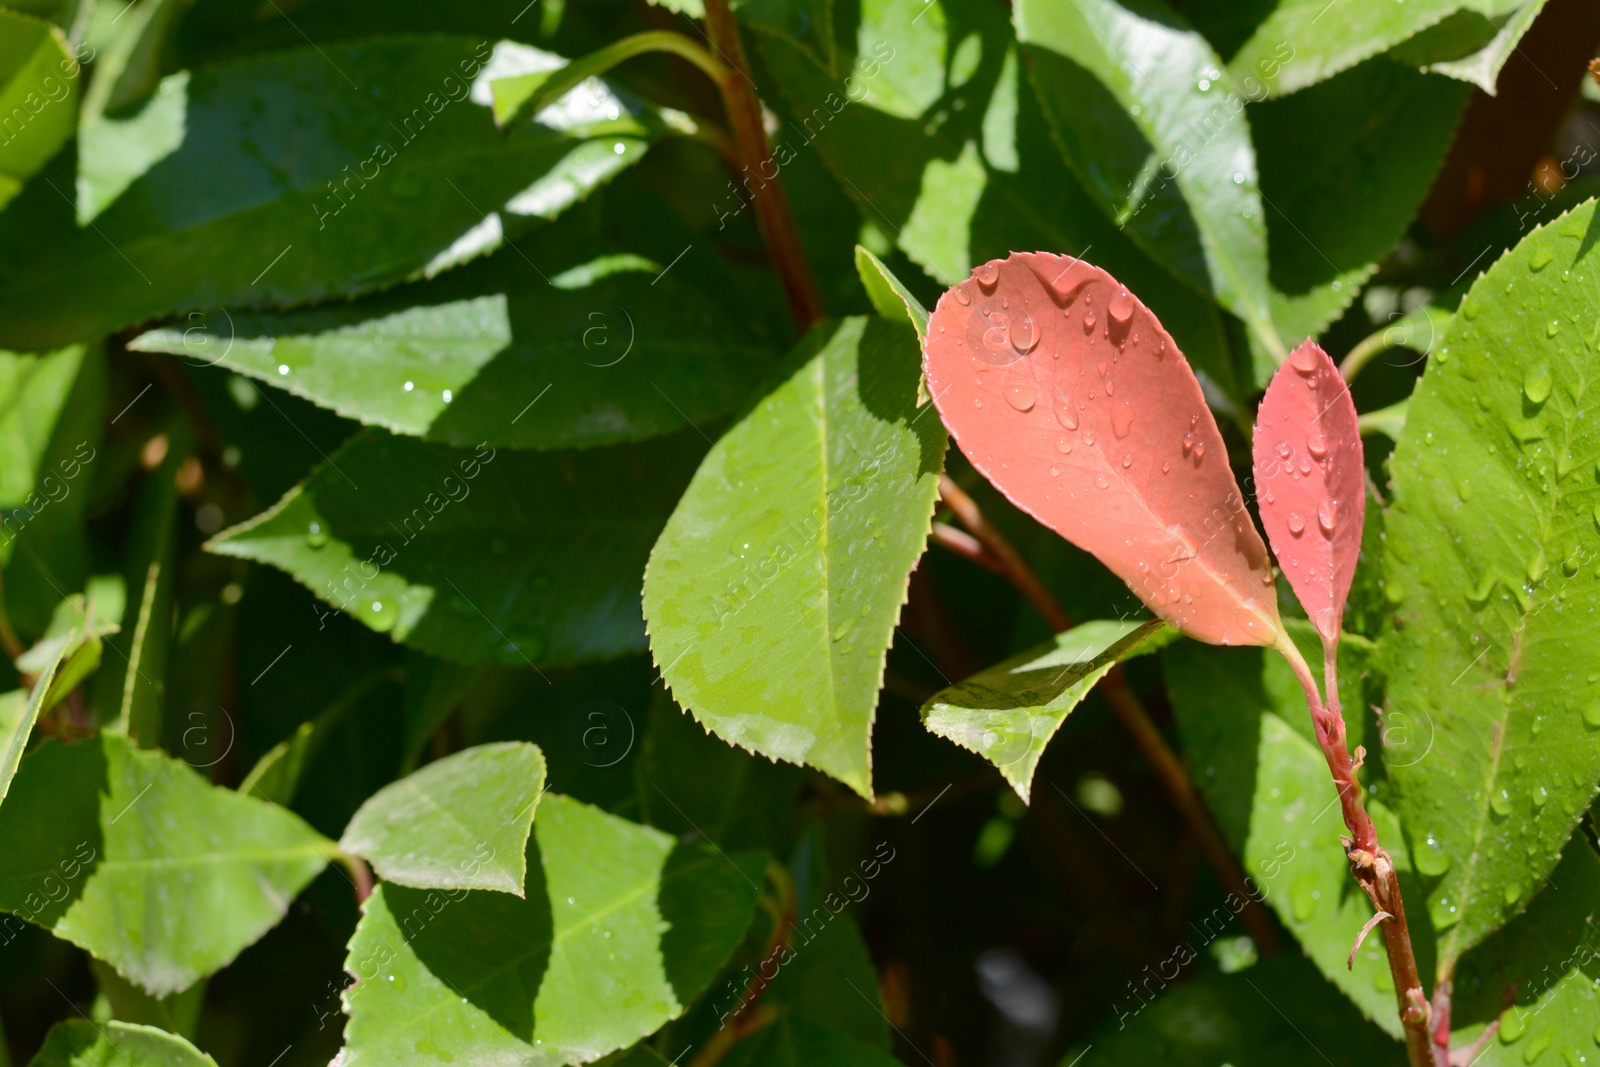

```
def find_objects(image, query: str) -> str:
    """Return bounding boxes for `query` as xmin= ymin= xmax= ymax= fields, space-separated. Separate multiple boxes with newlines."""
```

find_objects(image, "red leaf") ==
xmin=925 ymin=253 xmax=1279 ymax=647
xmin=1250 ymin=339 xmax=1365 ymax=644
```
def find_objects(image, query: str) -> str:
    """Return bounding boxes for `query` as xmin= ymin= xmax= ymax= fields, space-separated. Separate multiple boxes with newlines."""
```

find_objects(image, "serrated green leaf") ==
xmin=1411 ymin=2 xmax=1546 ymax=93
xmin=26 ymin=1019 xmax=217 ymax=1067
xmin=644 ymin=317 xmax=947 ymax=798
xmin=1384 ymin=200 xmax=1600 ymax=970
xmin=1066 ymin=952 xmax=1407 ymax=1065
xmin=0 ymin=9 xmax=77 ymax=212
xmin=130 ymin=224 xmax=780 ymax=451
xmin=1445 ymin=835 xmax=1600 ymax=1064
xmin=1165 ymin=629 xmax=1419 ymax=1037
xmin=751 ymin=10 xmax=1240 ymax=399
xmin=0 ymin=37 xmax=659 ymax=351
xmin=854 ymin=245 xmax=928 ymax=342
xmin=341 ymin=741 xmax=546 ymax=895
xmin=14 ymin=585 xmax=121 ymax=712
xmin=0 ymin=733 xmax=332 ymax=995
xmin=1017 ymin=0 xmax=1284 ymax=360
xmin=922 ymin=619 xmax=1174 ymax=803
xmin=209 ymin=429 xmax=704 ymax=667
xmin=340 ymin=794 xmax=762 ymax=1067
xmin=1229 ymin=0 xmax=1523 ymax=98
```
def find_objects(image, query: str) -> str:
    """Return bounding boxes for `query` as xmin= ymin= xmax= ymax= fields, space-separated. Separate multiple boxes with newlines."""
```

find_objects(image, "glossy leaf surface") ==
xmin=925 ymin=253 xmax=1279 ymax=647
xmin=1016 ymin=0 xmax=1283 ymax=358
xmin=1252 ymin=341 xmax=1365 ymax=643
xmin=1384 ymin=201 xmax=1600 ymax=968
xmin=644 ymin=317 xmax=947 ymax=798
xmin=340 ymin=794 xmax=762 ymax=1066
xmin=0 ymin=734 xmax=331 ymax=994
xmin=922 ymin=618 xmax=1174 ymax=801
xmin=0 ymin=37 xmax=656 ymax=350
xmin=340 ymin=741 xmax=546 ymax=895
xmin=26 ymin=1019 xmax=218 ymax=1067
xmin=211 ymin=430 xmax=704 ymax=667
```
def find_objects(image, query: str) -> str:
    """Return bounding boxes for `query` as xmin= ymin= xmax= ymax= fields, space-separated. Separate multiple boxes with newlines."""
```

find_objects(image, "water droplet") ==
xmin=1524 ymin=364 xmax=1552 ymax=405
xmin=1182 ymin=432 xmax=1194 ymax=455
xmin=832 ymin=616 xmax=857 ymax=641
xmin=973 ymin=398 xmax=983 ymax=408
xmin=1108 ymin=289 xmax=1133 ymax=326
xmin=1462 ymin=297 xmax=1481 ymax=320
xmin=1056 ymin=436 xmax=1072 ymax=454
xmin=1193 ymin=441 xmax=1205 ymax=460
xmin=1161 ymin=461 xmax=1170 ymax=473
xmin=1532 ymin=786 xmax=1549 ymax=808
xmin=1004 ymin=382 xmax=1036 ymax=411
xmin=1530 ymin=245 xmax=1555 ymax=271
xmin=1299 ymin=457 xmax=1312 ymax=475
xmin=1504 ymin=882 xmax=1522 ymax=907
xmin=1112 ymin=400 xmax=1135 ymax=438
xmin=1523 ymin=1031 xmax=1553 ymax=1063
xmin=1528 ymin=547 xmax=1546 ymax=583
xmin=1500 ymin=1008 xmax=1527 ymax=1043
xmin=1121 ymin=456 xmax=1132 ymax=468
xmin=1050 ymin=466 xmax=1059 ymax=477
xmin=1491 ymin=789 xmax=1513 ymax=817
xmin=953 ymin=286 xmax=971 ymax=306
xmin=1290 ymin=871 xmax=1320 ymax=922
xmin=278 ymin=364 xmax=291 ymax=376
xmin=1290 ymin=345 xmax=1319 ymax=375
xmin=1306 ymin=435 xmax=1328 ymax=459
xmin=1232 ymin=171 xmax=1244 ymax=184
xmin=306 ymin=523 xmax=328 ymax=548
xmin=1055 ymin=397 xmax=1079 ymax=430
xmin=1008 ymin=310 xmax=1038 ymax=353
xmin=1094 ymin=473 xmax=1109 ymax=489
xmin=1415 ymin=832 xmax=1453 ymax=877
xmin=1582 ymin=704 xmax=1600 ymax=728
xmin=1288 ymin=513 xmax=1305 ymax=536
xmin=974 ymin=262 xmax=1000 ymax=291
xmin=1084 ymin=432 xmax=1096 ymax=446
xmin=1317 ymin=504 xmax=1335 ymax=536
xmin=1276 ymin=441 xmax=1291 ymax=459
xmin=1548 ymin=320 xmax=1561 ymax=338
xmin=403 ymin=380 xmax=415 ymax=392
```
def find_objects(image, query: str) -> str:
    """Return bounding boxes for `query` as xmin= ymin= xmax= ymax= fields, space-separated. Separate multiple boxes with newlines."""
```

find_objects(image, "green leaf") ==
xmin=922 ymin=619 xmax=1174 ymax=802
xmin=1066 ymin=952 xmax=1407 ymax=1065
xmin=1383 ymin=200 xmax=1600 ymax=969
xmin=209 ymin=430 xmax=705 ymax=667
xmin=854 ymin=245 xmax=928 ymax=342
xmin=750 ymin=10 xmax=1240 ymax=399
xmin=1016 ymin=0 xmax=1284 ymax=360
xmin=1358 ymin=399 xmax=1410 ymax=441
xmin=340 ymin=794 xmax=763 ymax=1066
xmin=0 ymin=733 xmax=332 ymax=995
xmin=1253 ymin=58 xmax=1469 ymax=371
xmin=130 ymin=224 xmax=781 ymax=451
xmin=1445 ymin=835 xmax=1600 ymax=1064
xmin=0 ymin=9 xmax=77 ymax=212
xmin=643 ymin=317 xmax=947 ymax=798
xmin=26 ymin=1019 xmax=217 ymax=1067
xmin=720 ymin=1017 xmax=903 ymax=1067
xmin=0 ymin=632 xmax=67 ymax=808
xmin=1229 ymin=0 xmax=1523 ymax=98
xmin=0 ymin=37 xmax=660 ymax=351
xmin=14 ymin=586 xmax=121 ymax=713
xmin=0 ymin=344 xmax=105 ymax=638
xmin=340 ymin=741 xmax=546 ymax=895
xmin=1408 ymin=2 xmax=1546 ymax=93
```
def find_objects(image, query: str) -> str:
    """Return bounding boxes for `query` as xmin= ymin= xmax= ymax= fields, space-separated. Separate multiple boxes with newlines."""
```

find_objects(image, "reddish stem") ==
xmin=1279 ymin=633 xmax=1431 ymax=1067
xmin=700 ymin=0 xmax=825 ymax=333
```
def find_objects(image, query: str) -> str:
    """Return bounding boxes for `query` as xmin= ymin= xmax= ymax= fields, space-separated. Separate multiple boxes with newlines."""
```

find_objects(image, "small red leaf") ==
xmin=1251 ymin=339 xmax=1365 ymax=643
xmin=925 ymin=253 xmax=1279 ymax=647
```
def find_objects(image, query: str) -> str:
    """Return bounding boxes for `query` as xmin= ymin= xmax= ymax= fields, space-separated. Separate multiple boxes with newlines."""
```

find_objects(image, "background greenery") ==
xmin=2 ymin=0 xmax=1600 ymax=1065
